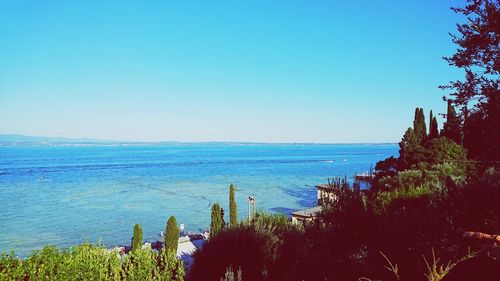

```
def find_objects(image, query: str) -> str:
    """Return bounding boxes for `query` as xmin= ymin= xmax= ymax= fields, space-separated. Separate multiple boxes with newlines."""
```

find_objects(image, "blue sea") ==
xmin=0 ymin=144 xmax=397 ymax=257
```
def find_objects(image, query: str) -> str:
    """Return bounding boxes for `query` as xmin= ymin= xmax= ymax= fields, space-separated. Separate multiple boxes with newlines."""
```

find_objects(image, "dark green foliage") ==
xmin=192 ymin=173 xmax=500 ymax=281
xmin=398 ymin=127 xmax=416 ymax=169
xmin=191 ymin=213 xmax=301 ymax=281
xmin=441 ymin=101 xmax=462 ymax=144
xmin=192 ymin=223 xmax=274 ymax=281
xmin=441 ymin=0 xmax=499 ymax=108
xmin=429 ymin=110 xmax=439 ymax=140
xmin=426 ymin=137 xmax=467 ymax=168
xmin=430 ymin=116 xmax=439 ymax=140
xmin=398 ymin=107 xmax=432 ymax=170
xmin=131 ymin=223 xmax=143 ymax=252
xmin=210 ymin=203 xmax=224 ymax=237
xmin=165 ymin=216 xmax=179 ymax=254
xmin=398 ymin=127 xmax=427 ymax=170
xmin=440 ymin=0 xmax=499 ymax=166
xmin=413 ymin=107 xmax=427 ymax=144
xmin=374 ymin=156 xmax=398 ymax=176
xmin=429 ymin=110 xmax=433 ymax=134
xmin=229 ymin=184 xmax=238 ymax=227
xmin=463 ymin=96 xmax=500 ymax=164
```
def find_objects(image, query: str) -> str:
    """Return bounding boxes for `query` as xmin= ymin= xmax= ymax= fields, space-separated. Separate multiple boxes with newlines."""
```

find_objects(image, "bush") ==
xmin=0 ymin=252 xmax=23 ymax=280
xmin=375 ymin=185 xmax=432 ymax=214
xmin=191 ymin=213 xmax=301 ymax=281
xmin=0 ymin=243 xmax=185 ymax=281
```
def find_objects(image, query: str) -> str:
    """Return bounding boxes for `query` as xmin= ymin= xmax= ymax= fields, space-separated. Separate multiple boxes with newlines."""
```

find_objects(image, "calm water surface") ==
xmin=0 ymin=144 xmax=397 ymax=256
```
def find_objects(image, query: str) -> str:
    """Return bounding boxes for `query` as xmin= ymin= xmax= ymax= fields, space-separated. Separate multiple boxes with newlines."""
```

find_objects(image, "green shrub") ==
xmin=159 ymin=249 xmax=185 ymax=281
xmin=375 ymin=185 xmax=432 ymax=213
xmin=0 ymin=252 xmax=24 ymax=280
xmin=0 ymin=243 xmax=185 ymax=281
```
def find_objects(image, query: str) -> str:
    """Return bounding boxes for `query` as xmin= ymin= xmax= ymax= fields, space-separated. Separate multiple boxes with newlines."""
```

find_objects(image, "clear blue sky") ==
xmin=0 ymin=1 xmax=465 ymax=143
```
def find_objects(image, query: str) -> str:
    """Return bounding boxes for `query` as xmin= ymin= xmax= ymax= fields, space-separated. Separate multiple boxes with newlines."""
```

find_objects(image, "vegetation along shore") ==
xmin=1 ymin=0 xmax=499 ymax=280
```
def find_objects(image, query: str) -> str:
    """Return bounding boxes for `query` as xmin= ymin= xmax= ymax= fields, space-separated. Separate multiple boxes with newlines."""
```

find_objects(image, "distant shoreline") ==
xmin=0 ymin=135 xmax=397 ymax=147
xmin=0 ymin=134 xmax=397 ymax=147
xmin=0 ymin=142 xmax=398 ymax=147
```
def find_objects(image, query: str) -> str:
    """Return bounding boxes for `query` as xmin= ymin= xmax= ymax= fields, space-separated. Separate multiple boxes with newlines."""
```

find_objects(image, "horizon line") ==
xmin=0 ymin=133 xmax=398 ymax=146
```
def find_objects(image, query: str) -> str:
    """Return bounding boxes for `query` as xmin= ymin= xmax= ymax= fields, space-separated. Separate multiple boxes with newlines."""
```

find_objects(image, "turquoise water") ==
xmin=0 ymin=144 xmax=397 ymax=256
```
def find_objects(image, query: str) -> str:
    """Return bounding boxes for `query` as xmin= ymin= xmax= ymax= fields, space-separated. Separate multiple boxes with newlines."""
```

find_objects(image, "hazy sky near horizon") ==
xmin=0 ymin=1 xmax=465 ymax=143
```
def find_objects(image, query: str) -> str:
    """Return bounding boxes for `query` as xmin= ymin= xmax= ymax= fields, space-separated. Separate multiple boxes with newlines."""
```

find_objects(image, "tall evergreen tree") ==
xmin=165 ymin=216 xmax=179 ymax=253
xmin=420 ymin=108 xmax=427 ymax=142
xmin=441 ymin=100 xmax=462 ymax=144
xmin=412 ymin=107 xmax=427 ymax=145
xmin=229 ymin=184 xmax=238 ymax=227
xmin=428 ymin=110 xmax=440 ymax=140
xmin=429 ymin=110 xmax=433 ymax=136
xmin=131 ymin=224 xmax=143 ymax=252
xmin=430 ymin=116 xmax=439 ymax=140
xmin=210 ymin=203 xmax=223 ymax=237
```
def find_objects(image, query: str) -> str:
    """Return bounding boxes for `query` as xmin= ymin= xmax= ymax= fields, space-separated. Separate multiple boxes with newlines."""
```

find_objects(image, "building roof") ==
xmin=291 ymin=206 xmax=322 ymax=218
xmin=316 ymin=184 xmax=334 ymax=191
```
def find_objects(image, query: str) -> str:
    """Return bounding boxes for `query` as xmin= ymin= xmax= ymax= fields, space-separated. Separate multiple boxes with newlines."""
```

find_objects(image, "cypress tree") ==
xmin=429 ymin=110 xmax=434 ymax=136
xmin=413 ymin=108 xmax=420 ymax=133
xmin=131 ymin=223 xmax=143 ymax=252
xmin=165 ymin=216 xmax=179 ymax=254
xmin=221 ymin=208 xmax=226 ymax=227
xmin=442 ymin=101 xmax=462 ymax=144
xmin=420 ymin=108 xmax=427 ymax=141
xmin=413 ymin=107 xmax=427 ymax=145
xmin=210 ymin=203 xmax=223 ymax=237
xmin=229 ymin=184 xmax=237 ymax=227
xmin=428 ymin=110 xmax=440 ymax=140
xmin=430 ymin=116 xmax=439 ymax=140
xmin=429 ymin=109 xmax=434 ymax=136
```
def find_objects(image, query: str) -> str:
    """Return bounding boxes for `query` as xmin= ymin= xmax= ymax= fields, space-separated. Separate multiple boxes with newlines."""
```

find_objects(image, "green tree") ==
xmin=429 ymin=110 xmax=433 ymax=135
xmin=427 ymin=137 xmax=467 ymax=171
xmin=428 ymin=110 xmax=439 ymax=140
xmin=441 ymin=0 xmax=499 ymax=108
xmin=441 ymin=100 xmax=462 ymax=144
xmin=440 ymin=0 xmax=499 ymax=162
xmin=131 ymin=224 xmax=143 ymax=252
xmin=413 ymin=108 xmax=427 ymax=145
xmin=165 ymin=216 xmax=179 ymax=254
xmin=430 ymin=116 xmax=439 ymax=140
xmin=374 ymin=156 xmax=398 ymax=177
xmin=229 ymin=184 xmax=238 ymax=227
xmin=211 ymin=203 xmax=224 ymax=237
xmin=399 ymin=127 xmax=427 ymax=170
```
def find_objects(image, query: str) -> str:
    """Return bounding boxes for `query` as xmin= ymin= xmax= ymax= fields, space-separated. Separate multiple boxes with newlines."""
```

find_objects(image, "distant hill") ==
xmin=0 ymin=134 xmax=115 ymax=146
xmin=0 ymin=134 xmax=397 ymax=147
